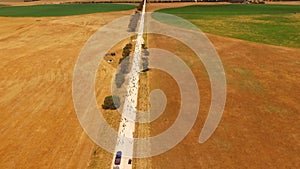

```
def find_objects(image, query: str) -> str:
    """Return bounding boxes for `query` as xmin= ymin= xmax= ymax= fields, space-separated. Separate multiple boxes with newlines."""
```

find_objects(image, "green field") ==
xmin=0 ymin=3 xmax=135 ymax=17
xmin=156 ymin=4 xmax=300 ymax=48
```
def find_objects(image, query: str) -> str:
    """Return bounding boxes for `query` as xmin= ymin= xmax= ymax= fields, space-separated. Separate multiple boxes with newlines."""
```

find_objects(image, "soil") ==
xmin=0 ymin=10 xmax=134 ymax=169
xmin=146 ymin=33 xmax=300 ymax=169
xmin=1 ymin=2 xmax=299 ymax=169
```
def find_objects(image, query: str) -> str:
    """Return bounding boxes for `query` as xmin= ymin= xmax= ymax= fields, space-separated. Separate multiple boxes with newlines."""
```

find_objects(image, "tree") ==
xmin=122 ymin=43 xmax=132 ymax=57
xmin=102 ymin=95 xmax=120 ymax=110
xmin=120 ymin=56 xmax=130 ymax=74
xmin=115 ymin=72 xmax=125 ymax=88
xmin=125 ymin=43 xmax=133 ymax=49
xmin=143 ymin=49 xmax=149 ymax=56
xmin=142 ymin=57 xmax=149 ymax=72
xmin=142 ymin=43 xmax=147 ymax=49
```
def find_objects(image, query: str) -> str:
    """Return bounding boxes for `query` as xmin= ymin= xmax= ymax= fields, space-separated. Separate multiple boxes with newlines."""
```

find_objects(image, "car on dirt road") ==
xmin=114 ymin=151 xmax=122 ymax=165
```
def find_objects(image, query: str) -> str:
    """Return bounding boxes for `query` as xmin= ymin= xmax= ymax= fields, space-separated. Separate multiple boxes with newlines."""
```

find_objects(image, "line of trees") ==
xmin=102 ymin=43 xmax=133 ymax=110
xmin=115 ymin=43 xmax=133 ymax=88
xmin=128 ymin=12 xmax=140 ymax=32
xmin=137 ymin=0 xmax=144 ymax=11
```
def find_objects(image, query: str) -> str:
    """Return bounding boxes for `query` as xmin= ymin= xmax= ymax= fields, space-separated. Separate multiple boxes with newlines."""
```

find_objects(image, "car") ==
xmin=114 ymin=158 xmax=121 ymax=165
xmin=114 ymin=151 xmax=122 ymax=165
xmin=116 ymin=151 xmax=122 ymax=158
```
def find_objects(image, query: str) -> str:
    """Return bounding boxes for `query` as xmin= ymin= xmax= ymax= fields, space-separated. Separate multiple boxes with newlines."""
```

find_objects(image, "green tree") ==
xmin=115 ymin=72 xmax=125 ymax=88
xmin=102 ymin=95 xmax=120 ymax=110
xmin=142 ymin=57 xmax=149 ymax=72
xmin=120 ymin=56 xmax=130 ymax=74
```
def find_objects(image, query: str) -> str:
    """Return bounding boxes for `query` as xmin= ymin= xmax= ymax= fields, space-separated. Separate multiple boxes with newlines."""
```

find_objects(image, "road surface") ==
xmin=111 ymin=1 xmax=146 ymax=169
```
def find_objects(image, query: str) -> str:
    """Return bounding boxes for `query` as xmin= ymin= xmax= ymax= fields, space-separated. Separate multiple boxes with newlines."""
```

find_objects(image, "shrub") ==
xmin=137 ymin=0 xmax=145 ymax=11
xmin=123 ymin=47 xmax=131 ymax=53
xmin=125 ymin=43 xmax=133 ymax=49
xmin=143 ymin=49 xmax=149 ymax=56
xmin=137 ymin=4 xmax=143 ymax=11
xmin=122 ymin=43 xmax=132 ymax=57
xmin=102 ymin=95 xmax=120 ymax=110
xmin=120 ymin=43 xmax=133 ymax=62
xmin=122 ymin=50 xmax=130 ymax=57
xmin=120 ymin=56 xmax=130 ymax=74
xmin=142 ymin=43 xmax=147 ymax=49
xmin=142 ymin=57 xmax=149 ymax=72
xmin=115 ymin=72 xmax=125 ymax=88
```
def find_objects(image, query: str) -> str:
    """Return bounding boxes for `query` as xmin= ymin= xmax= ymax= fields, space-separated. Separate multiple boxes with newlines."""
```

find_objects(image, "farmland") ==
xmin=146 ymin=31 xmax=300 ymax=169
xmin=148 ymin=3 xmax=300 ymax=169
xmin=0 ymin=4 xmax=134 ymax=168
xmin=0 ymin=3 xmax=135 ymax=17
xmin=0 ymin=2 xmax=299 ymax=169
xmin=156 ymin=4 xmax=300 ymax=48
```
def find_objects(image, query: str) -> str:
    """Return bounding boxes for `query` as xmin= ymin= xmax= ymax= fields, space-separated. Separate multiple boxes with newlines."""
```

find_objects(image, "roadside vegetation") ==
xmin=115 ymin=43 xmax=133 ymax=88
xmin=137 ymin=0 xmax=145 ymax=11
xmin=155 ymin=4 xmax=300 ymax=48
xmin=141 ymin=57 xmax=149 ymax=72
xmin=141 ymin=43 xmax=149 ymax=72
xmin=0 ymin=3 xmax=135 ymax=17
xmin=115 ymin=72 xmax=125 ymax=88
xmin=102 ymin=95 xmax=120 ymax=110
xmin=120 ymin=56 xmax=130 ymax=74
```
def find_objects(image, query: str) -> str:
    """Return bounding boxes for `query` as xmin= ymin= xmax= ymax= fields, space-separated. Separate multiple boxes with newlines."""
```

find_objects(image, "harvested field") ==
xmin=1 ymin=2 xmax=299 ymax=169
xmin=146 ymin=33 xmax=300 ymax=168
xmin=0 ymin=9 xmax=134 ymax=169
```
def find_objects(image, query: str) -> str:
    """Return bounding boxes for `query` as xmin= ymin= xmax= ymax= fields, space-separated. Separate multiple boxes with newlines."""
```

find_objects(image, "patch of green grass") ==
xmin=227 ymin=66 xmax=265 ymax=95
xmin=156 ymin=4 xmax=300 ymax=17
xmin=0 ymin=3 xmax=135 ymax=17
xmin=240 ymin=80 xmax=265 ymax=93
xmin=155 ymin=4 xmax=300 ymax=48
xmin=227 ymin=78 xmax=266 ymax=95
xmin=229 ymin=67 xmax=253 ymax=78
xmin=260 ymin=104 xmax=295 ymax=117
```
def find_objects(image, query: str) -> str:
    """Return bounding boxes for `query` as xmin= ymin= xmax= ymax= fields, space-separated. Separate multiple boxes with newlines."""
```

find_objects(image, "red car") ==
xmin=114 ymin=151 xmax=122 ymax=165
